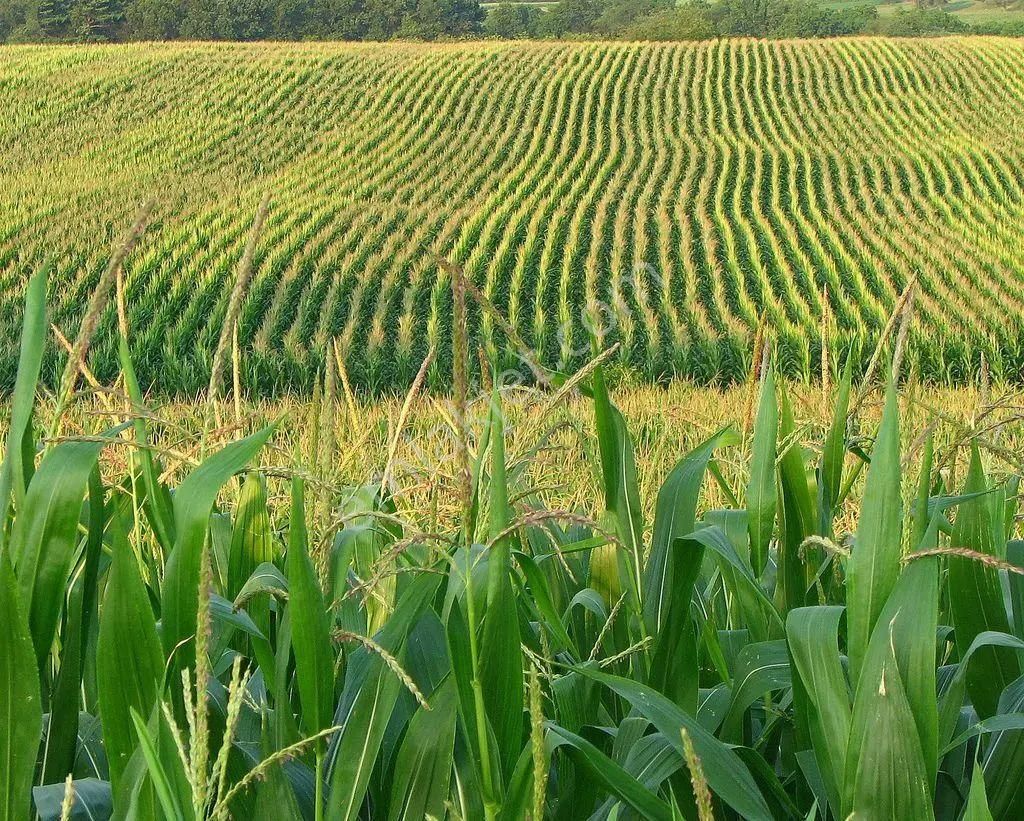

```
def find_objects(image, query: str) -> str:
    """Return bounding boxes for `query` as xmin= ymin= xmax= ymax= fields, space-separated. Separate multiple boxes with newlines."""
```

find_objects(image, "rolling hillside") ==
xmin=2 ymin=38 xmax=1024 ymax=391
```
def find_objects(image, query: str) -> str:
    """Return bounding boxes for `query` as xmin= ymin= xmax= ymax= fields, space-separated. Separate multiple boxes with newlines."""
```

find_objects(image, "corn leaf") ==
xmin=949 ymin=442 xmax=1018 ymax=719
xmin=573 ymin=666 xmax=772 ymax=821
xmin=481 ymin=385 xmax=524 ymax=780
xmin=286 ymin=477 xmax=335 ymax=738
xmin=0 ymin=262 xmax=49 ymax=553
xmin=846 ymin=380 xmax=901 ymax=683
xmin=97 ymin=513 xmax=165 ymax=792
xmin=386 ymin=677 xmax=458 ymax=821
xmin=0 ymin=550 xmax=41 ymax=821
xmin=161 ymin=425 xmax=274 ymax=670
xmin=786 ymin=606 xmax=850 ymax=817
xmin=746 ymin=367 xmax=777 ymax=577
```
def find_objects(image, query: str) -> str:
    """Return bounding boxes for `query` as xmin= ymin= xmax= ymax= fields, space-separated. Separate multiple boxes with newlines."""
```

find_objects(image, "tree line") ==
xmin=486 ymin=0 xmax=1022 ymax=40
xmin=0 ymin=0 xmax=484 ymax=42
xmin=1 ymin=0 xmax=1021 ymax=44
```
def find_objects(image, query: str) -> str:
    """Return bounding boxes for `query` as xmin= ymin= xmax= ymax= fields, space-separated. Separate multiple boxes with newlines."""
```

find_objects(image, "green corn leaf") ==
xmin=233 ymin=561 xmax=289 ymax=609
xmin=776 ymin=382 xmax=817 ymax=614
xmin=819 ymin=353 xmax=853 ymax=535
xmin=161 ymin=425 xmax=274 ymax=671
xmin=32 ymin=778 xmax=112 ymax=821
xmin=721 ymin=640 xmax=791 ymax=741
xmin=118 ymin=335 xmax=175 ymax=555
xmin=591 ymin=364 xmax=644 ymax=608
xmin=228 ymin=471 xmax=274 ymax=599
xmin=481 ymin=385 xmax=523 ymax=780
xmin=911 ymin=432 xmax=935 ymax=551
xmin=939 ymin=632 xmax=1024 ymax=752
xmin=842 ymin=623 xmax=934 ymax=820
xmin=870 ymin=555 xmax=940 ymax=793
xmin=445 ymin=593 xmax=483 ymax=781
xmin=573 ymin=666 xmax=772 ymax=821
xmin=10 ymin=432 xmax=114 ymax=667
xmin=0 ymin=261 xmax=49 ymax=553
xmin=949 ymin=442 xmax=1018 ymax=719
xmin=327 ymin=571 xmax=443 ymax=820
xmin=0 ymin=550 xmax=41 ymax=821
xmin=513 ymin=551 xmax=576 ymax=658
xmin=42 ymin=468 xmax=106 ymax=785
xmin=643 ymin=426 xmax=739 ymax=636
xmin=846 ymin=379 xmax=901 ymax=684
xmin=386 ymin=677 xmax=459 ymax=821
xmin=964 ymin=763 xmax=995 ymax=821
xmin=747 ymin=367 xmax=777 ymax=578
xmin=546 ymin=724 xmax=673 ymax=821
xmin=0 ymin=265 xmax=47 ymax=501
xmin=686 ymin=525 xmax=784 ymax=638
xmin=128 ymin=709 xmax=186 ymax=821
xmin=97 ymin=513 xmax=165 ymax=792
xmin=786 ymin=606 xmax=850 ymax=817
xmin=980 ymin=672 xmax=1024 ymax=818
xmin=285 ymin=477 xmax=335 ymax=738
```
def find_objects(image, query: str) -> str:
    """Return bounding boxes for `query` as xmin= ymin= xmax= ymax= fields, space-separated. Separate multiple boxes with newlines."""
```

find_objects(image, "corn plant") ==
xmin=3 ymin=255 xmax=1024 ymax=820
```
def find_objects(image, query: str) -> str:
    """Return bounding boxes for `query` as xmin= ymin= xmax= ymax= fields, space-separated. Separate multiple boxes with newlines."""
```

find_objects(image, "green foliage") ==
xmin=4 ymin=253 xmax=1024 ymax=820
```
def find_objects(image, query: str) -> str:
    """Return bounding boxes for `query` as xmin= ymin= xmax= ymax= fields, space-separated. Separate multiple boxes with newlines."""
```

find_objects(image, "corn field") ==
xmin=3 ymin=38 xmax=1024 ymax=392
xmin=5 ymin=228 xmax=1024 ymax=819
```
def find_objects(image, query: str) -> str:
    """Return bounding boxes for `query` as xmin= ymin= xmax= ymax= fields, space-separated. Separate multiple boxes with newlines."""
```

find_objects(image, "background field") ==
xmin=3 ymin=37 xmax=1024 ymax=394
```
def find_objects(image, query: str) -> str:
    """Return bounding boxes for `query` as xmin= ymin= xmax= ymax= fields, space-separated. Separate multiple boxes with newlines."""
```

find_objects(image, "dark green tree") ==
xmin=125 ymin=0 xmax=180 ymax=38
xmin=485 ymin=2 xmax=538 ymax=37
xmin=37 ymin=0 xmax=71 ymax=36
xmin=308 ymin=0 xmax=366 ymax=38
xmin=70 ymin=0 xmax=124 ymax=40
xmin=535 ymin=0 xmax=601 ymax=36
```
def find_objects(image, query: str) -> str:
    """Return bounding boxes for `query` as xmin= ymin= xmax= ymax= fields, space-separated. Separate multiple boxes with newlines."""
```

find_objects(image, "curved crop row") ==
xmin=1 ymin=38 xmax=1023 ymax=391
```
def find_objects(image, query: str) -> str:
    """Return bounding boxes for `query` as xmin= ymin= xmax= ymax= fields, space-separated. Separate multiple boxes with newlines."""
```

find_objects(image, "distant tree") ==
xmin=594 ymin=0 xmax=668 ymax=36
xmin=307 ymin=0 xmax=366 ymax=38
xmin=402 ymin=0 xmax=481 ymax=38
xmin=271 ymin=0 xmax=308 ymax=36
xmin=37 ymin=0 xmax=71 ymax=36
xmin=71 ymin=0 xmax=124 ymax=40
xmin=486 ymin=2 xmax=539 ymax=37
xmin=536 ymin=0 xmax=601 ymax=35
xmin=362 ymin=0 xmax=407 ymax=38
xmin=125 ymin=0 xmax=180 ymax=38
xmin=710 ymin=0 xmax=784 ymax=36
xmin=3 ymin=0 xmax=42 ymax=40
xmin=622 ymin=2 xmax=716 ymax=40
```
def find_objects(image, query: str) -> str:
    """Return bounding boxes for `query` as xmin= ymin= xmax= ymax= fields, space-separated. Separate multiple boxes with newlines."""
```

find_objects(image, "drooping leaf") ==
xmin=33 ymin=778 xmax=112 ymax=821
xmin=546 ymin=724 xmax=673 ymax=821
xmin=786 ymin=606 xmax=850 ymax=817
xmin=573 ymin=666 xmax=772 ymax=821
xmin=721 ymin=640 xmax=791 ymax=740
xmin=161 ymin=426 xmax=274 ymax=672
